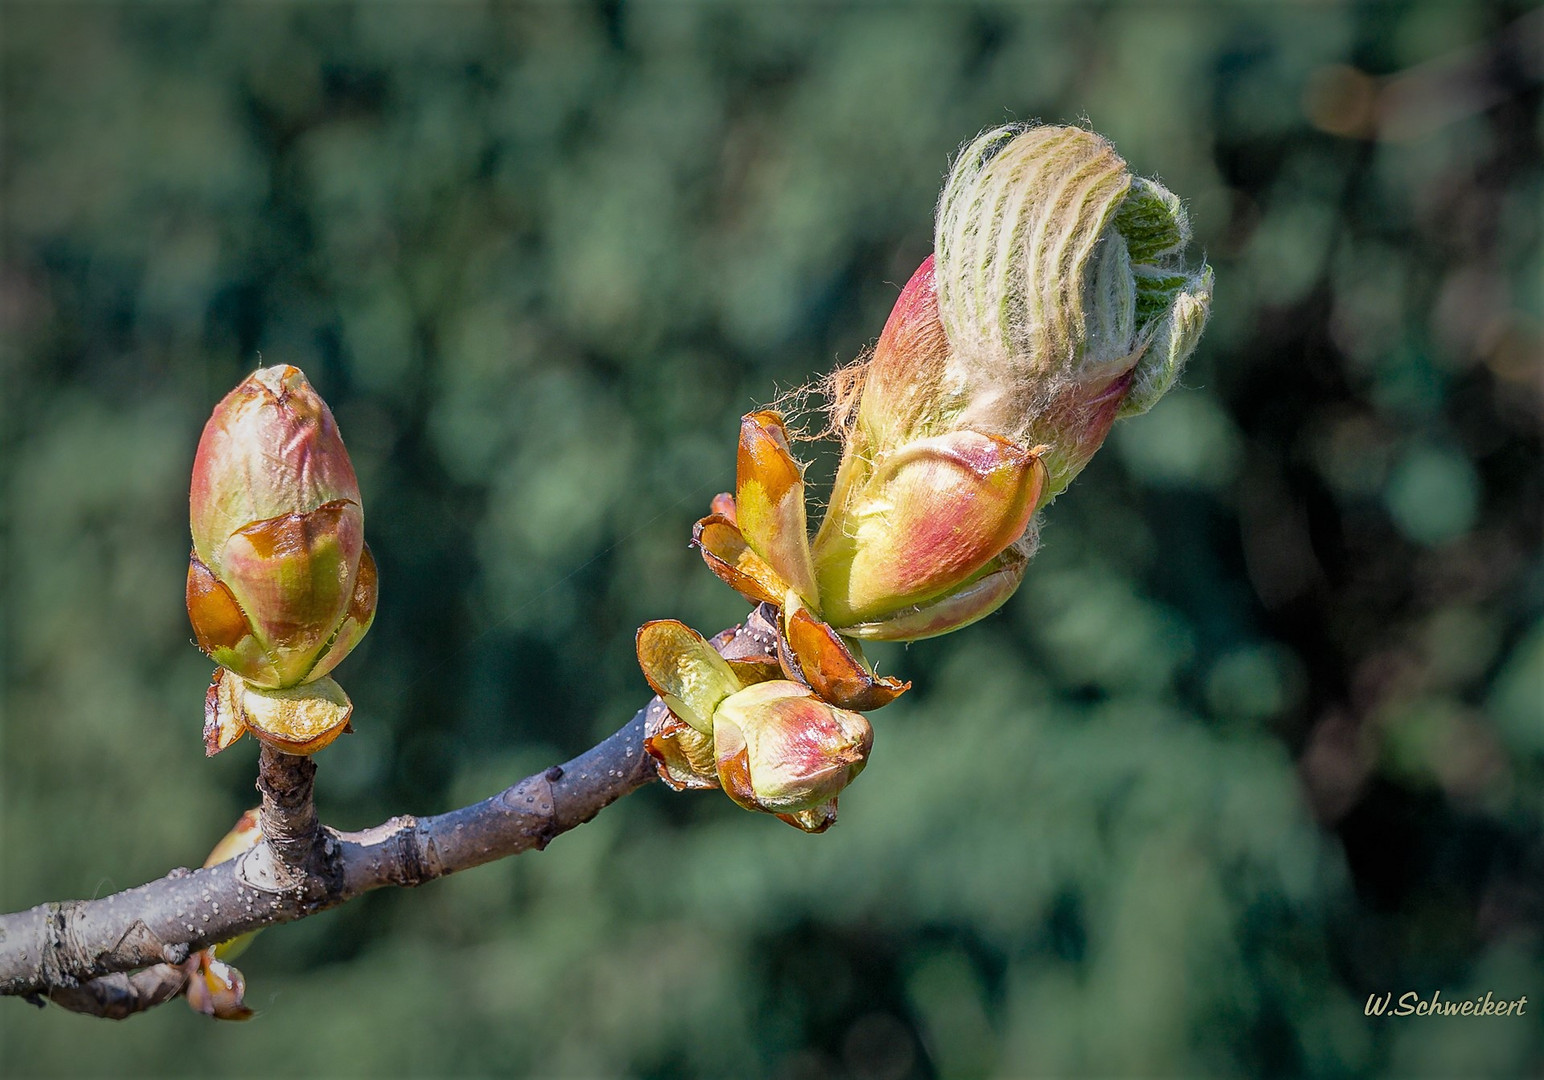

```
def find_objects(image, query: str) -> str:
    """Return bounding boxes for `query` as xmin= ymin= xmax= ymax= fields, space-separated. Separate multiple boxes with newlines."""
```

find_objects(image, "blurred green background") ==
xmin=3 ymin=2 xmax=1541 ymax=1077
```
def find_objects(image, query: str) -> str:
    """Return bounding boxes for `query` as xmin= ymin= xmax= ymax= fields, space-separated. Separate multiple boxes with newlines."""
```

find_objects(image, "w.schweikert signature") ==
xmin=1365 ymin=992 xmax=1527 ymax=1017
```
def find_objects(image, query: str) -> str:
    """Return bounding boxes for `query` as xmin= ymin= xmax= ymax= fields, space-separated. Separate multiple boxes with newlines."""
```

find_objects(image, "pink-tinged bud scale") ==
xmin=839 ymin=548 xmax=1027 ymax=642
xmin=814 ymin=430 xmax=1045 ymax=628
xmin=190 ymin=366 xmax=361 ymax=566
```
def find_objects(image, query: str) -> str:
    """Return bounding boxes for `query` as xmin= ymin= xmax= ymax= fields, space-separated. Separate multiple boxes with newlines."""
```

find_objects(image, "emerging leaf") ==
xmin=635 ymin=620 xmax=743 ymax=735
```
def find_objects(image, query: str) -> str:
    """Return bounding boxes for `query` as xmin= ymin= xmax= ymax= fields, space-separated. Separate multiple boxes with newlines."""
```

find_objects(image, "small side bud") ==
xmin=661 ymin=124 xmax=1215 ymax=834
xmin=713 ymin=681 xmax=872 ymax=824
xmin=183 ymin=809 xmax=265 ymax=1021
xmin=183 ymin=953 xmax=253 ymax=1021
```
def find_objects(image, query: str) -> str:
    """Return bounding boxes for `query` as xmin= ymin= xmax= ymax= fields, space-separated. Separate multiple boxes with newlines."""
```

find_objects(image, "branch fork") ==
xmin=0 ymin=703 xmax=660 ymax=1017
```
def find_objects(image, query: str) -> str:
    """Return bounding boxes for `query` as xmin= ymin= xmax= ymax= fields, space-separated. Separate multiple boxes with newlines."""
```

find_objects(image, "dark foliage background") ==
xmin=2 ymin=2 xmax=1541 ymax=1076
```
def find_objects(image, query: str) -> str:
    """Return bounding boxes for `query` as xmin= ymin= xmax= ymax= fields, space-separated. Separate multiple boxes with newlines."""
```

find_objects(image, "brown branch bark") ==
xmin=0 ymin=700 xmax=663 ymax=1007
xmin=42 ymin=964 xmax=190 ymax=1019
xmin=256 ymin=744 xmax=324 ymax=880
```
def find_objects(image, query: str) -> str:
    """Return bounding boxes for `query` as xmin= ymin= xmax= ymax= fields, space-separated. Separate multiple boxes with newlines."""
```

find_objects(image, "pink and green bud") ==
xmin=841 ymin=254 xmax=954 ymax=455
xmin=810 ymin=258 xmax=1037 ymax=640
xmin=187 ymin=365 xmax=376 ymax=691
xmin=713 ymin=680 xmax=872 ymax=824
xmin=771 ymin=125 xmax=1211 ymax=643
xmin=654 ymin=127 xmax=1214 ymax=835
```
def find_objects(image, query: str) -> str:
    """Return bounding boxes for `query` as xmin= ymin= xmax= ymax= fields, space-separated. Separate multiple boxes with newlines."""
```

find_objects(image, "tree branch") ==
xmin=42 ymin=964 xmax=190 ymax=1020
xmin=256 ymin=744 xmax=323 ymax=881
xmin=0 ymin=699 xmax=663 ymax=1004
xmin=2 ymin=610 xmax=782 ymax=1016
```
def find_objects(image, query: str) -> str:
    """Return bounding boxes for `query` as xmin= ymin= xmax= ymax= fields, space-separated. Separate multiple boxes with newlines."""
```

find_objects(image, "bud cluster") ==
xmin=640 ymin=124 xmax=1211 ymax=831
xmin=637 ymin=614 xmax=871 ymax=833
